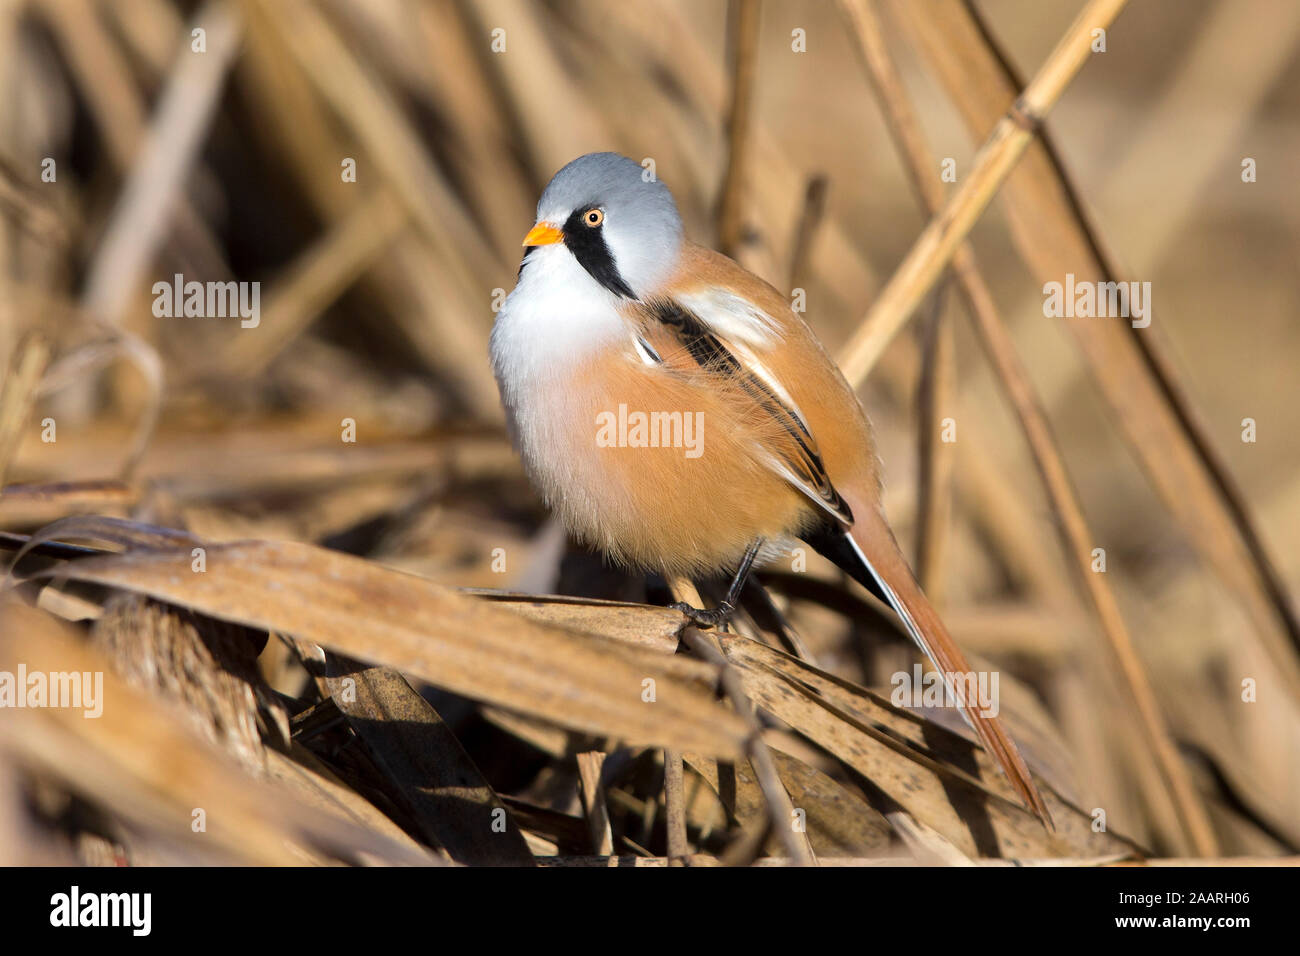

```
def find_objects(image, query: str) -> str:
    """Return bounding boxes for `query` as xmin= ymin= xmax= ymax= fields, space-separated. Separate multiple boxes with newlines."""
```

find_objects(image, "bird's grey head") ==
xmin=524 ymin=152 xmax=683 ymax=300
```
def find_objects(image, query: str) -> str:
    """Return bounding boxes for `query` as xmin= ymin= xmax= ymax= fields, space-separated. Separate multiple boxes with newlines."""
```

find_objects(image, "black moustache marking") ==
xmin=562 ymin=207 xmax=636 ymax=300
xmin=517 ymin=244 xmax=535 ymax=279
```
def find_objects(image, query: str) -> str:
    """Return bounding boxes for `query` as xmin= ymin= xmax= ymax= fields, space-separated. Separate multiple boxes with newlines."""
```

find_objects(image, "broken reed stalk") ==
xmin=669 ymin=577 xmax=814 ymax=864
xmin=837 ymin=0 xmax=1217 ymax=857
xmin=716 ymin=0 xmax=761 ymax=256
xmin=679 ymin=630 xmax=816 ymax=866
xmin=787 ymin=174 xmax=828 ymax=293
xmin=837 ymin=0 xmax=1131 ymax=386
xmin=665 ymin=577 xmax=704 ymax=864
xmin=576 ymin=750 xmax=615 ymax=856
xmin=663 ymin=749 xmax=689 ymax=864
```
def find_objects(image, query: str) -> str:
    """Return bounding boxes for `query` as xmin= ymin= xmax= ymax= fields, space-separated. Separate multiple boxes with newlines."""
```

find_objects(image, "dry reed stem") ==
xmin=0 ymin=157 xmax=64 ymax=247
xmin=256 ymin=0 xmax=495 ymax=278
xmin=411 ymin=1 xmax=538 ymax=259
xmin=887 ymin=810 xmax=975 ymax=866
xmin=786 ymin=174 xmax=828 ymax=293
xmin=0 ymin=333 xmax=50 ymax=488
xmin=664 ymin=749 xmax=688 ymax=863
xmin=665 ymin=576 xmax=703 ymax=865
xmin=872 ymin=332 xmax=1076 ymax=607
xmin=668 ymin=576 xmax=815 ymax=864
xmin=40 ymin=0 xmax=157 ymax=168
xmin=34 ymin=332 xmax=164 ymax=482
xmin=577 ymin=751 xmax=615 ymax=856
xmin=456 ymin=0 xmax=615 ymax=181
xmin=252 ymin=0 xmax=504 ymax=420
xmin=39 ymin=0 xmax=229 ymax=284
xmin=717 ymin=0 xmax=760 ymax=255
xmin=220 ymin=189 xmax=409 ymax=376
xmin=837 ymin=0 xmax=1131 ymax=385
xmin=896 ymin=0 xmax=1300 ymax=685
xmin=680 ymin=627 xmax=817 ymax=866
xmin=78 ymin=0 xmax=242 ymax=327
xmin=838 ymin=0 xmax=1217 ymax=857
xmin=914 ymin=286 xmax=956 ymax=604
xmin=238 ymin=0 xmax=501 ymax=418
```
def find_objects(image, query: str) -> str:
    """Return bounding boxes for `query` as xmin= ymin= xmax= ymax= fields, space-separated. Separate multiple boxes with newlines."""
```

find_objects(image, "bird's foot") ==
xmin=669 ymin=601 xmax=735 ymax=630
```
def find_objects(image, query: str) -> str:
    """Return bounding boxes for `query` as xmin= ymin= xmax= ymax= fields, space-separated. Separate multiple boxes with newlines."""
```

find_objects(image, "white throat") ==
xmin=491 ymin=244 xmax=630 ymax=386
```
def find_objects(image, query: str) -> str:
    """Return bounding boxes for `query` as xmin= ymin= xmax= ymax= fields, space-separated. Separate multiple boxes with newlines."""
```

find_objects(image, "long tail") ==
xmin=808 ymin=510 xmax=1053 ymax=827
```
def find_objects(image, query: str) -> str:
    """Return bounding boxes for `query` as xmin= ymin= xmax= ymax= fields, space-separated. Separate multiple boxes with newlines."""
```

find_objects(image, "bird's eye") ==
xmin=584 ymin=208 xmax=604 ymax=227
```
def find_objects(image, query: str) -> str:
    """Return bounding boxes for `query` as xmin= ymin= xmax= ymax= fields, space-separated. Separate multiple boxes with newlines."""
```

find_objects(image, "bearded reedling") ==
xmin=491 ymin=152 xmax=1050 ymax=824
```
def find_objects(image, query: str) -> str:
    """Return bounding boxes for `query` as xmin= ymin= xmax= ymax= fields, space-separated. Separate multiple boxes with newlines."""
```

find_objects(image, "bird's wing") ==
xmin=627 ymin=255 xmax=1052 ymax=825
xmin=629 ymin=294 xmax=854 ymax=529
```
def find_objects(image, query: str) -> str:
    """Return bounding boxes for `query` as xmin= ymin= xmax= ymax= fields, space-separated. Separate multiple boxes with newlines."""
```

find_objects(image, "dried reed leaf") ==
xmin=92 ymin=592 xmax=275 ymax=771
xmin=687 ymin=750 xmax=893 ymax=857
xmin=718 ymin=633 xmax=1141 ymax=859
xmin=465 ymin=589 xmax=686 ymax=654
xmin=0 ymin=481 xmax=138 ymax=527
xmin=0 ymin=598 xmax=439 ymax=866
xmin=320 ymin=659 xmax=535 ymax=865
xmin=768 ymin=748 xmax=894 ymax=856
xmin=887 ymin=811 xmax=975 ymax=866
xmin=265 ymin=747 xmax=435 ymax=859
xmin=31 ymin=535 xmax=750 ymax=756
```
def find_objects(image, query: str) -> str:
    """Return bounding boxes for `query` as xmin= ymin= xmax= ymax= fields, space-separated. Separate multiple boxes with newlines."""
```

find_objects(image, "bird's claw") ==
xmin=669 ymin=601 xmax=735 ymax=629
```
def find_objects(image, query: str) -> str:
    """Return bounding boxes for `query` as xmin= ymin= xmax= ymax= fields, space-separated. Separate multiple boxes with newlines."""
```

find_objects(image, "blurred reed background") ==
xmin=0 ymin=0 xmax=1297 ymax=866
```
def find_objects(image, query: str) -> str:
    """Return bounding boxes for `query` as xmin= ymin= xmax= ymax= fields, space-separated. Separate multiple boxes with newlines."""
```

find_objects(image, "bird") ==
xmin=490 ymin=151 xmax=1050 ymax=825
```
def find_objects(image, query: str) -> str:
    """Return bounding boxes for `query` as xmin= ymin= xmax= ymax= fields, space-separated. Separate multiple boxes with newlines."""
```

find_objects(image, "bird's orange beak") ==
xmin=522 ymin=222 xmax=564 ymax=247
